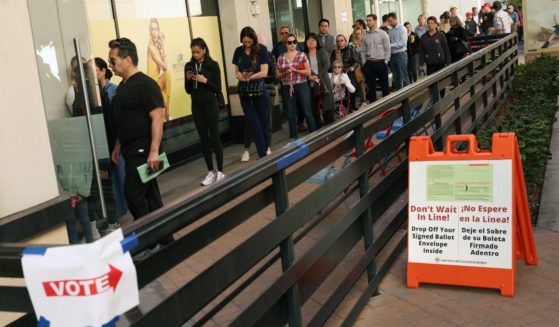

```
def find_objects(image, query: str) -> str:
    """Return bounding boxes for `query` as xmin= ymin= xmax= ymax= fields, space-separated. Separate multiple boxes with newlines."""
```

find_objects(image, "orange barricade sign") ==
xmin=407 ymin=133 xmax=537 ymax=296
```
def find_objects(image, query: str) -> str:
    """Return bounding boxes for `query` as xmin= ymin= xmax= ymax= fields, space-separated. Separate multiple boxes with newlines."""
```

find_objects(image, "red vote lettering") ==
xmin=42 ymin=264 xmax=123 ymax=297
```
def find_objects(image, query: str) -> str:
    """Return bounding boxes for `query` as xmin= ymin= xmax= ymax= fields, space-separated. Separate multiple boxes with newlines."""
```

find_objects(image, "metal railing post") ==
xmin=353 ymin=125 xmax=377 ymax=285
xmin=272 ymin=170 xmax=303 ymax=326
xmin=429 ymin=83 xmax=443 ymax=150
xmin=468 ymin=62 xmax=477 ymax=133
xmin=452 ymin=71 xmax=462 ymax=135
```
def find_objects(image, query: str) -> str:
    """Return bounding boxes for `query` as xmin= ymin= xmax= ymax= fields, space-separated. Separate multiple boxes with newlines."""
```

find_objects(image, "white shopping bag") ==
xmin=22 ymin=229 xmax=139 ymax=327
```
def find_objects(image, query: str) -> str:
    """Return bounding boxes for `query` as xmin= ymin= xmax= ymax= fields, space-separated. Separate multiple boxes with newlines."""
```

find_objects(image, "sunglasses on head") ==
xmin=287 ymin=40 xmax=297 ymax=45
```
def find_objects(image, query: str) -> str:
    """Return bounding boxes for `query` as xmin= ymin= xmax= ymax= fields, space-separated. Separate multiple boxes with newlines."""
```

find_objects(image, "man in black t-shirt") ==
xmin=480 ymin=3 xmax=495 ymax=35
xmin=108 ymin=38 xmax=165 ymax=220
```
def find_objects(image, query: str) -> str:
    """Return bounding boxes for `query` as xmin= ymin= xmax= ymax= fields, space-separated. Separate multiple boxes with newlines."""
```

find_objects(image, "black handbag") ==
xmin=216 ymin=92 xmax=226 ymax=109
xmin=237 ymin=80 xmax=264 ymax=98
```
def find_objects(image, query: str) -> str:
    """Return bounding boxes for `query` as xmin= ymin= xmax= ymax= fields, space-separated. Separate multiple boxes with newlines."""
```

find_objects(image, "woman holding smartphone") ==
xmin=185 ymin=37 xmax=225 ymax=186
xmin=232 ymin=26 xmax=270 ymax=159
xmin=277 ymin=33 xmax=316 ymax=141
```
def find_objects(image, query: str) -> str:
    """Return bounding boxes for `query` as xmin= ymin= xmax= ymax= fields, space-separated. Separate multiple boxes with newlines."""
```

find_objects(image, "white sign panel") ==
xmin=408 ymin=160 xmax=513 ymax=269
xmin=22 ymin=230 xmax=139 ymax=326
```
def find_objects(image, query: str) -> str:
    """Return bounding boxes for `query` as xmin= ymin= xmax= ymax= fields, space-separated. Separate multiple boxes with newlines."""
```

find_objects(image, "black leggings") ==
xmin=192 ymin=98 xmax=223 ymax=171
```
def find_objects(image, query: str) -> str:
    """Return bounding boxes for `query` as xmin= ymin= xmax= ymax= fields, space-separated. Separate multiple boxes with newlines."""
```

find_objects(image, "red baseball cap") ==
xmin=483 ymin=2 xmax=492 ymax=7
xmin=466 ymin=12 xmax=473 ymax=16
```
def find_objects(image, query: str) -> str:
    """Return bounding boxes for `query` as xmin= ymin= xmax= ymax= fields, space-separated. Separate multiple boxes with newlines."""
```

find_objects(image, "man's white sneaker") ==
xmin=241 ymin=150 xmax=250 ymax=162
xmin=105 ymin=223 xmax=120 ymax=233
xmin=266 ymin=147 xmax=272 ymax=155
xmin=91 ymin=221 xmax=101 ymax=240
xmin=215 ymin=171 xmax=225 ymax=182
xmin=201 ymin=171 xmax=217 ymax=186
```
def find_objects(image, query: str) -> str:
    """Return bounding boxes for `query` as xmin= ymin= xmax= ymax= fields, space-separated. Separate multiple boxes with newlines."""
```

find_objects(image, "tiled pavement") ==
xmin=351 ymin=228 xmax=559 ymax=327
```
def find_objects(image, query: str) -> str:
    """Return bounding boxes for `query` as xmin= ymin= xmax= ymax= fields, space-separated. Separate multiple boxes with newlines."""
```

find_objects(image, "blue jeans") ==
xmin=110 ymin=155 xmax=127 ymax=222
xmin=390 ymin=51 xmax=410 ymax=90
xmin=66 ymin=199 xmax=94 ymax=244
xmin=240 ymin=89 xmax=270 ymax=158
xmin=282 ymin=83 xmax=316 ymax=139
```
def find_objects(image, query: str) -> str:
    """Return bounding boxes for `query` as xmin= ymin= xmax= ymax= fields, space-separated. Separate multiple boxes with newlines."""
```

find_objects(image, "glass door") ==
xmin=28 ymin=0 xmax=114 ymax=244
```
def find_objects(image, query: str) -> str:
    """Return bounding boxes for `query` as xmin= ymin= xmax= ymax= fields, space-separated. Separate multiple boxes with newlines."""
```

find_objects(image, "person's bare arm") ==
xmin=111 ymin=138 xmax=121 ymax=165
xmin=148 ymin=107 xmax=165 ymax=171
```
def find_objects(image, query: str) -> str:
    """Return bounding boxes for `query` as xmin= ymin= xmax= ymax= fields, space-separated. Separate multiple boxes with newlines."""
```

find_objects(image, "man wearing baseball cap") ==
xmin=479 ymin=2 xmax=495 ymax=35
xmin=464 ymin=12 xmax=477 ymax=38
xmin=491 ymin=1 xmax=512 ymax=34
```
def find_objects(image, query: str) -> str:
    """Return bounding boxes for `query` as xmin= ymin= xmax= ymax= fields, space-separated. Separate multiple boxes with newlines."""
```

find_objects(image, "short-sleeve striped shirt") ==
xmin=277 ymin=51 xmax=309 ymax=86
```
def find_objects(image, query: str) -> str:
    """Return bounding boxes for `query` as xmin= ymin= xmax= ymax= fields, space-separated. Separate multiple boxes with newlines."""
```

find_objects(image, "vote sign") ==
xmin=22 ymin=229 xmax=139 ymax=326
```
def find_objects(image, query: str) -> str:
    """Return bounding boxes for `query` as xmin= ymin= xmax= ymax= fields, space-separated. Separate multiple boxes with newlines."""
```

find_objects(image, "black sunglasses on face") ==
xmin=287 ymin=40 xmax=297 ymax=45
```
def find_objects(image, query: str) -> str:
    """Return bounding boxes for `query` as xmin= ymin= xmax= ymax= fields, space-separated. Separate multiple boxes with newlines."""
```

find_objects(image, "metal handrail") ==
xmin=1 ymin=33 xmax=518 ymax=327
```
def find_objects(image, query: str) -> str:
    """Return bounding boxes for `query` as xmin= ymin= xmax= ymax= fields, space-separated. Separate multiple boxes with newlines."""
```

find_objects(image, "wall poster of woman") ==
xmin=147 ymin=18 xmax=172 ymax=120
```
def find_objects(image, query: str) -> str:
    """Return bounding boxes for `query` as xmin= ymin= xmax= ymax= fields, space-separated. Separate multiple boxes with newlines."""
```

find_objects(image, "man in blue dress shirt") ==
xmin=387 ymin=12 xmax=410 ymax=90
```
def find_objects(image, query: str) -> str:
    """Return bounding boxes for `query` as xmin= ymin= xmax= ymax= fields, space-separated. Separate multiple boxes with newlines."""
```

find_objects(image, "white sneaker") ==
xmin=266 ymin=147 xmax=272 ymax=155
xmin=241 ymin=150 xmax=250 ymax=162
xmin=215 ymin=171 xmax=225 ymax=182
xmin=105 ymin=223 xmax=120 ymax=233
xmin=201 ymin=171 xmax=217 ymax=186
xmin=91 ymin=221 xmax=101 ymax=240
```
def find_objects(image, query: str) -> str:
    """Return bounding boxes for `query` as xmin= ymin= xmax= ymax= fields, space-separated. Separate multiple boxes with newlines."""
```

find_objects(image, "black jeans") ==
xmin=124 ymin=153 xmax=163 ymax=220
xmin=363 ymin=61 xmax=390 ymax=102
xmin=240 ymin=90 xmax=270 ymax=157
xmin=192 ymin=97 xmax=223 ymax=171
xmin=427 ymin=63 xmax=447 ymax=98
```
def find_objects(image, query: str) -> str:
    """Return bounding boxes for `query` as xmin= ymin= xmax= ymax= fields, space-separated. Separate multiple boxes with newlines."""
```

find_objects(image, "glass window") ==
xmin=352 ymin=0 xmax=372 ymax=23
xmin=29 ymin=0 xmax=112 ymax=243
xmin=378 ymin=0 xmax=401 ymax=19
xmin=269 ymin=0 xmax=307 ymax=43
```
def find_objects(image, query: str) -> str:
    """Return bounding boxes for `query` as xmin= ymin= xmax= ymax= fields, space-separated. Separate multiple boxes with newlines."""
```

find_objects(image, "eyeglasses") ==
xmin=287 ymin=40 xmax=297 ymax=45
xmin=108 ymin=57 xmax=117 ymax=65
xmin=336 ymin=39 xmax=345 ymax=43
xmin=333 ymin=65 xmax=342 ymax=68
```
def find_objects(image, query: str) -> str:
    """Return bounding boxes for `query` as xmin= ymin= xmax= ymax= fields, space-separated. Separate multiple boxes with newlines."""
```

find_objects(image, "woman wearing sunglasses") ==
xmin=276 ymin=34 xmax=317 ymax=141
xmin=329 ymin=60 xmax=356 ymax=118
xmin=330 ymin=34 xmax=360 ymax=112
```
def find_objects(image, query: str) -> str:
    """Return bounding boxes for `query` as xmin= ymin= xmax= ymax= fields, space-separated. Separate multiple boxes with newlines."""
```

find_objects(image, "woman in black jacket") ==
xmin=185 ymin=37 xmax=225 ymax=186
xmin=446 ymin=16 xmax=469 ymax=63
xmin=305 ymin=33 xmax=334 ymax=127
xmin=419 ymin=16 xmax=451 ymax=75
xmin=330 ymin=34 xmax=360 ymax=111
xmin=419 ymin=17 xmax=451 ymax=98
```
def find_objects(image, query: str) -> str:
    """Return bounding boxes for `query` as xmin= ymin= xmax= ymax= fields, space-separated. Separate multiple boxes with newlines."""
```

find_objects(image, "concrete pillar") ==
xmin=321 ymin=0 xmax=354 ymax=38
xmin=0 ymin=0 xmax=59 ymax=218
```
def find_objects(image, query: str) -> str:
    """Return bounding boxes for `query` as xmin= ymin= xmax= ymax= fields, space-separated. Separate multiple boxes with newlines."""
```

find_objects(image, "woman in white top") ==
xmin=329 ymin=60 xmax=355 ymax=118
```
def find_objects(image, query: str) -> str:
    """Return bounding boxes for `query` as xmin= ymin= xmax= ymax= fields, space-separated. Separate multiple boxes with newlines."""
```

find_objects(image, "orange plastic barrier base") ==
xmin=407 ymin=133 xmax=538 ymax=297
